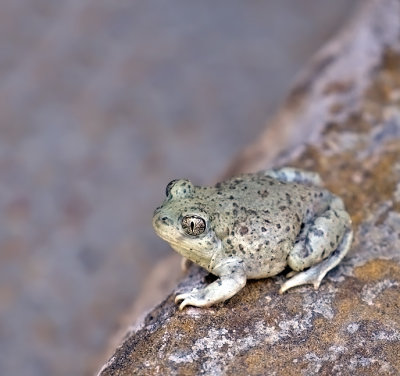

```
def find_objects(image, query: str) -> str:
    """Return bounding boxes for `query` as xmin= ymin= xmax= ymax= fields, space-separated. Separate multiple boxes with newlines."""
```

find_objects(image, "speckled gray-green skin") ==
xmin=152 ymin=168 xmax=352 ymax=309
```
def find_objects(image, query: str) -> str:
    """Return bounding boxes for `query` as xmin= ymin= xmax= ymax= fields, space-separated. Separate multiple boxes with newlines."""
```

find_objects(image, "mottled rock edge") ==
xmin=99 ymin=0 xmax=400 ymax=375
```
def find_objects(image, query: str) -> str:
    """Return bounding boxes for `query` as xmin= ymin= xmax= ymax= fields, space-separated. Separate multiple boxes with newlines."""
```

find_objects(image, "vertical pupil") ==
xmin=190 ymin=221 xmax=194 ymax=231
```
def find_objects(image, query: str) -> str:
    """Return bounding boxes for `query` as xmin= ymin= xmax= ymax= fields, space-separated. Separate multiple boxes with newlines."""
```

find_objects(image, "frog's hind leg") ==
xmin=280 ymin=229 xmax=352 ymax=293
xmin=264 ymin=167 xmax=322 ymax=186
xmin=279 ymin=200 xmax=352 ymax=294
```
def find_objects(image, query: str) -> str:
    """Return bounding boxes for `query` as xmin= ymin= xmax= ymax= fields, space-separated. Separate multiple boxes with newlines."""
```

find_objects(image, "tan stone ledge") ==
xmin=99 ymin=1 xmax=400 ymax=374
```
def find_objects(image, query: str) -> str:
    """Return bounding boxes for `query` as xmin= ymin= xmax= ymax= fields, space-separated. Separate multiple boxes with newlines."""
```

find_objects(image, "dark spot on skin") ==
xmin=229 ymin=195 xmax=234 ymax=200
xmin=232 ymin=250 xmax=236 ymax=255
xmin=231 ymin=231 xmax=235 ymax=236
xmin=226 ymin=239 xmax=232 ymax=245
xmin=285 ymin=193 xmax=292 ymax=204
xmin=300 ymin=195 xmax=306 ymax=201
xmin=239 ymin=226 xmax=249 ymax=236
xmin=322 ymin=212 xmax=331 ymax=219
xmin=258 ymin=190 xmax=269 ymax=198
xmin=330 ymin=241 xmax=335 ymax=247
xmin=269 ymin=181 xmax=275 ymax=186
xmin=286 ymin=226 xmax=290 ymax=232
xmin=319 ymin=192 xmax=323 ymax=197
xmin=265 ymin=240 xmax=270 ymax=246
xmin=264 ymin=219 xmax=271 ymax=224
xmin=336 ymin=235 xmax=339 ymax=242
xmin=239 ymin=244 xmax=244 ymax=251
xmin=334 ymin=211 xmax=339 ymax=218
xmin=314 ymin=193 xmax=318 ymax=198
xmin=261 ymin=227 xmax=267 ymax=232
xmin=276 ymin=223 xmax=281 ymax=229
xmin=233 ymin=202 xmax=238 ymax=207
xmin=217 ymin=191 xmax=222 ymax=195
xmin=233 ymin=209 xmax=238 ymax=216
xmin=215 ymin=183 xmax=221 ymax=189
xmin=322 ymin=249 xmax=327 ymax=258
xmin=295 ymin=213 xmax=300 ymax=222
xmin=311 ymin=228 xmax=324 ymax=237
xmin=303 ymin=242 xmax=311 ymax=257
xmin=279 ymin=206 xmax=287 ymax=211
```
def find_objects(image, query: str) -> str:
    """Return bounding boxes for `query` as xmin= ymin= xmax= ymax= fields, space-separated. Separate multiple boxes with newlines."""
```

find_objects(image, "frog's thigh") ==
xmin=288 ymin=208 xmax=350 ymax=272
xmin=280 ymin=208 xmax=352 ymax=293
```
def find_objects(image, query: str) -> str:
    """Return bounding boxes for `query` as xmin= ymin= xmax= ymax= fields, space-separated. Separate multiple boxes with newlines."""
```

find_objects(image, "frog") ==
xmin=152 ymin=167 xmax=353 ymax=310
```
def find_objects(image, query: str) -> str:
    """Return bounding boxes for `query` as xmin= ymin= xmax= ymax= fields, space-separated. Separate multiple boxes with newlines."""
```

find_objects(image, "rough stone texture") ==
xmin=99 ymin=0 xmax=400 ymax=375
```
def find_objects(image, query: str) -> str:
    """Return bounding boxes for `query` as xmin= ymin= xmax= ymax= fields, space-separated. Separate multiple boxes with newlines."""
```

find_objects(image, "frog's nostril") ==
xmin=162 ymin=217 xmax=168 ymax=221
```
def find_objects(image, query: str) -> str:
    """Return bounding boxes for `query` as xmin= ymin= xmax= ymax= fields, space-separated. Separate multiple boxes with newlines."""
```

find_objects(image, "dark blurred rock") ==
xmin=99 ymin=0 xmax=400 ymax=374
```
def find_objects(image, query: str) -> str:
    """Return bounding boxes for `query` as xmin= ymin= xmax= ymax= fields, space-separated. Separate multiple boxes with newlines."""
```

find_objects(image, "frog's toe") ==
xmin=178 ymin=297 xmax=207 ymax=310
xmin=285 ymin=270 xmax=298 ymax=278
xmin=175 ymin=289 xmax=209 ymax=309
xmin=279 ymin=267 xmax=324 ymax=294
xmin=175 ymin=292 xmax=190 ymax=304
xmin=179 ymin=299 xmax=191 ymax=310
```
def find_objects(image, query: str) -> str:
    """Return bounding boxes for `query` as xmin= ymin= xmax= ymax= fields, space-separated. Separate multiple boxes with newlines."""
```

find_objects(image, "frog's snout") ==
xmin=152 ymin=212 xmax=173 ymax=230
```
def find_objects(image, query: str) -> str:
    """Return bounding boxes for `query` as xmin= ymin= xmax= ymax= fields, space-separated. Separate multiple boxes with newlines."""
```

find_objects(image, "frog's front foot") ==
xmin=175 ymin=258 xmax=247 ymax=310
xmin=175 ymin=288 xmax=211 ymax=310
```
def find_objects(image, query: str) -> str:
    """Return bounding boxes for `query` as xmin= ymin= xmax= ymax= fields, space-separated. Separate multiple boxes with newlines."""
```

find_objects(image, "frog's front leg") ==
xmin=280 ymin=201 xmax=352 ymax=293
xmin=264 ymin=167 xmax=322 ymax=186
xmin=175 ymin=258 xmax=246 ymax=310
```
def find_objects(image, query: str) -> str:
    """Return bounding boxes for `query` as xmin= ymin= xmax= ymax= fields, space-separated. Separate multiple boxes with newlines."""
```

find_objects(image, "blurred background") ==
xmin=0 ymin=1 xmax=359 ymax=375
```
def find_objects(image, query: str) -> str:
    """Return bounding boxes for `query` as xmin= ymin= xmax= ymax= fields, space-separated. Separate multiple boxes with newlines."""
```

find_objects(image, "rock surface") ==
xmin=99 ymin=0 xmax=400 ymax=374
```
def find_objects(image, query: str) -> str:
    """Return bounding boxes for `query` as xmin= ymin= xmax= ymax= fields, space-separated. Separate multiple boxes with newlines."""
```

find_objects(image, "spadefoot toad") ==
xmin=152 ymin=167 xmax=352 ymax=310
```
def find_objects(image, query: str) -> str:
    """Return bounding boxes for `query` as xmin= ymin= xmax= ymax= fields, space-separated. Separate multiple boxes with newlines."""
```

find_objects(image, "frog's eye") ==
xmin=181 ymin=215 xmax=206 ymax=236
xmin=165 ymin=180 xmax=179 ymax=197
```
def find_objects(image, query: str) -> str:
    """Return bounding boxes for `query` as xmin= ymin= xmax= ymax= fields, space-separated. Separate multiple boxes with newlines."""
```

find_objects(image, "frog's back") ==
xmin=210 ymin=173 xmax=332 ymax=248
xmin=215 ymin=173 xmax=328 ymax=215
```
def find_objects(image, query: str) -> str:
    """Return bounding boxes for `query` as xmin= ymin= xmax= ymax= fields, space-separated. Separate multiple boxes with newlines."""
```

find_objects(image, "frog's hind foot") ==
xmin=279 ymin=228 xmax=353 ymax=294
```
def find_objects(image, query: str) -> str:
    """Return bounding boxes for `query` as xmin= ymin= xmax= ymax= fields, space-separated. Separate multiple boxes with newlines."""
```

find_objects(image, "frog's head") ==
xmin=152 ymin=179 xmax=221 ymax=268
